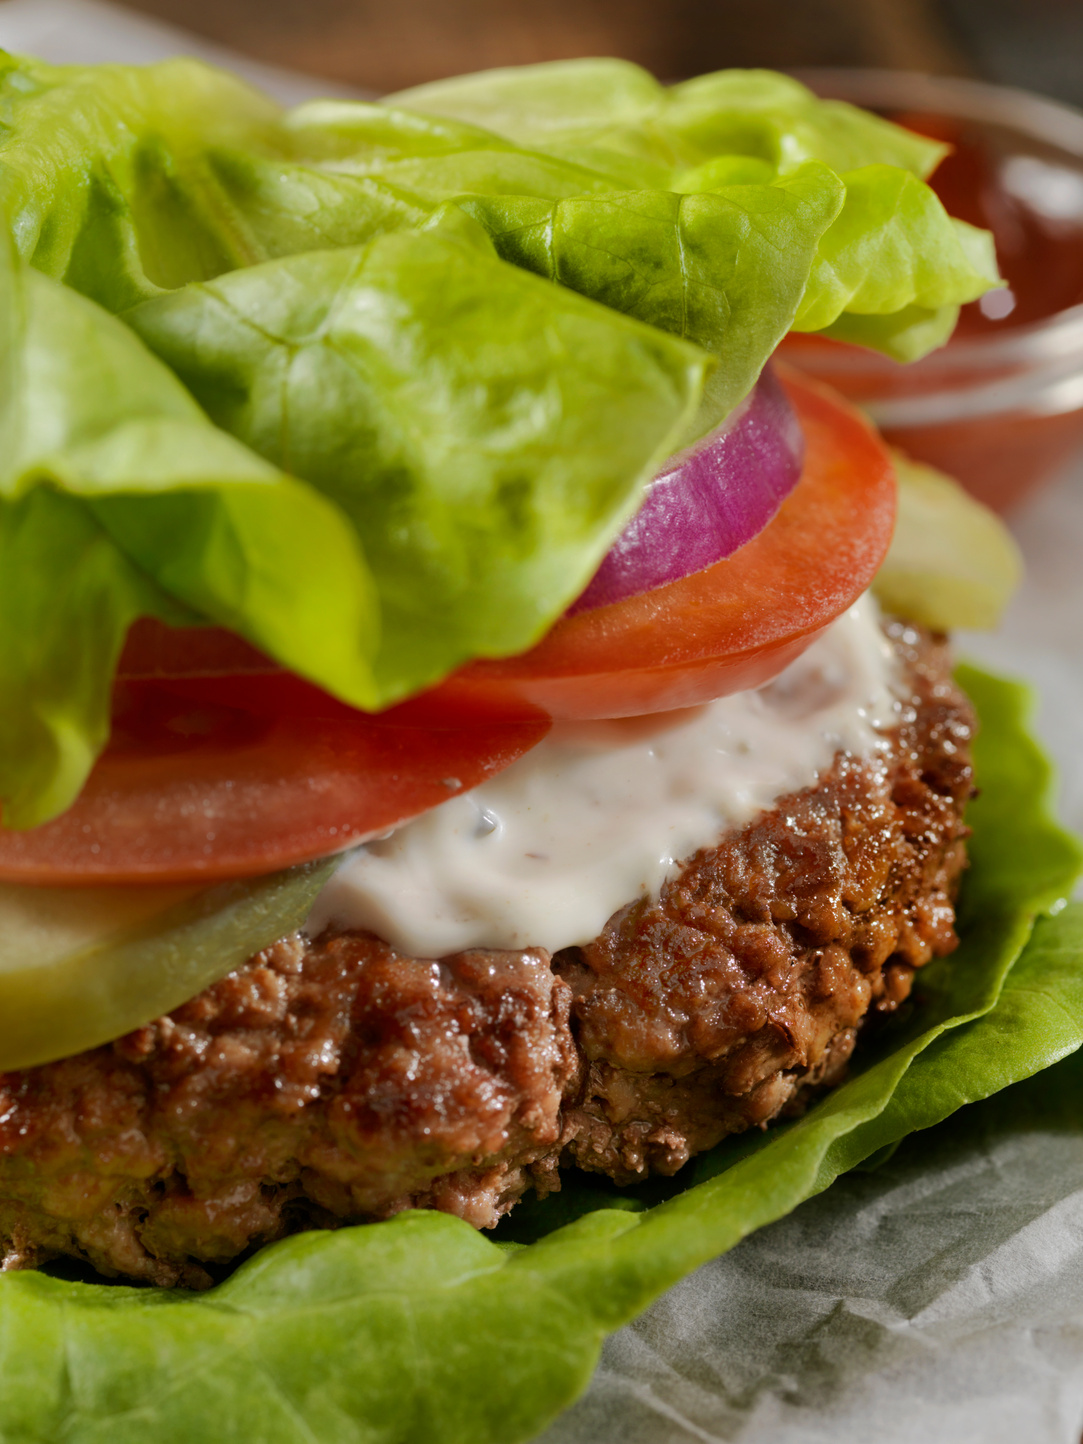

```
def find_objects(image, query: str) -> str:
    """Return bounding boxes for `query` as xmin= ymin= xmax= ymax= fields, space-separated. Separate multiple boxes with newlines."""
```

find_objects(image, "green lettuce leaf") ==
xmin=815 ymin=299 xmax=964 ymax=361
xmin=389 ymin=60 xmax=948 ymax=186
xmin=0 ymin=667 xmax=1077 ymax=1443
xmin=663 ymin=69 xmax=949 ymax=178
xmin=0 ymin=52 xmax=281 ymax=308
xmin=0 ymin=215 xmax=708 ymax=825
xmin=202 ymin=139 xmax=986 ymax=413
xmin=453 ymin=159 xmax=996 ymax=396
xmin=389 ymin=57 xmax=673 ymax=156
xmin=0 ymin=51 xmax=997 ymax=367
xmin=259 ymin=85 xmax=998 ymax=390
xmin=204 ymin=114 xmax=616 ymax=267
xmin=294 ymin=70 xmax=997 ymax=377
xmin=126 ymin=216 xmax=710 ymax=700
xmin=128 ymin=106 xmax=999 ymax=495
xmin=455 ymin=164 xmax=846 ymax=422
xmin=196 ymin=148 xmax=431 ymax=258
xmin=0 ymin=240 xmax=381 ymax=826
xmin=791 ymin=165 xmax=1000 ymax=360
xmin=0 ymin=485 xmax=185 ymax=829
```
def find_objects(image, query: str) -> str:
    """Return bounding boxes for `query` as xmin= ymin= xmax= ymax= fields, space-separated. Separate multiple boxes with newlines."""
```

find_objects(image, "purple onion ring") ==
xmin=568 ymin=364 xmax=805 ymax=614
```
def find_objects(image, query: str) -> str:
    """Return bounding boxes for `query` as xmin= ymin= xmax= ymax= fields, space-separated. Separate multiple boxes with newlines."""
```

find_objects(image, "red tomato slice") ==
xmin=0 ymin=684 xmax=548 ymax=884
xmin=119 ymin=622 xmax=273 ymax=679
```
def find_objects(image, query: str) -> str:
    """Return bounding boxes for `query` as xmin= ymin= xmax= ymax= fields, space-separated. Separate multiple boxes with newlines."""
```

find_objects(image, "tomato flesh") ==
xmin=0 ymin=684 xmax=548 ymax=883
xmin=6 ymin=368 xmax=894 ymax=885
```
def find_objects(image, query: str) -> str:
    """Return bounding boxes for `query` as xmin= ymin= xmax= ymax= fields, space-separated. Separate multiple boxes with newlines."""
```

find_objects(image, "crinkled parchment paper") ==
xmin=2 ymin=6 xmax=1081 ymax=1436
xmin=543 ymin=1060 xmax=1083 ymax=1443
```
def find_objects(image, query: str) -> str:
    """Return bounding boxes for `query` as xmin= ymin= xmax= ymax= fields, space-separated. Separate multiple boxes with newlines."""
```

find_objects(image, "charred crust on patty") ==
xmin=0 ymin=623 xmax=974 ymax=1287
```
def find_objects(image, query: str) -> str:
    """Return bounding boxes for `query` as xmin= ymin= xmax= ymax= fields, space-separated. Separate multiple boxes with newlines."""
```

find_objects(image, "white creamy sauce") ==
xmin=305 ymin=595 xmax=904 ymax=958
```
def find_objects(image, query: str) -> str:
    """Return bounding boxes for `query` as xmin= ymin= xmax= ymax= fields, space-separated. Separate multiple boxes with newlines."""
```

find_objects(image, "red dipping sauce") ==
xmin=781 ymin=71 xmax=1083 ymax=512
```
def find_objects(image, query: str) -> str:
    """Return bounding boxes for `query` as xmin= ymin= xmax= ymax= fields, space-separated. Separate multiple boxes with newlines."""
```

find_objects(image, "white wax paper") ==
xmin=2 ymin=6 xmax=1081 ymax=1435
xmin=542 ymin=1108 xmax=1083 ymax=1443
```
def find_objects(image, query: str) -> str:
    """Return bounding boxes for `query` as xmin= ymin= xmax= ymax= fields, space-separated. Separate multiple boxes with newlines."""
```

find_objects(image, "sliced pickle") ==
xmin=873 ymin=451 xmax=1023 ymax=631
xmin=0 ymin=857 xmax=338 ymax=1071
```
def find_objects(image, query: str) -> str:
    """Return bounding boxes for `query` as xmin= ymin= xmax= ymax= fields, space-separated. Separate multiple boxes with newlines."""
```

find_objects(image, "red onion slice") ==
xmin=568 ymin=364 xmax=805 ymax=615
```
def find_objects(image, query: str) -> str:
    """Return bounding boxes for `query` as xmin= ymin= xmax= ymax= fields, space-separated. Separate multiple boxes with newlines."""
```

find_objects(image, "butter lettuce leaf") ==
xmin=456 ymin=165 xmax=845 ymax=420
xmin=282 ymin=85 xmax=996 ymax=381
xmin=389 ymin=60 xmax=948 ymax=186
xmin=0 ymin=241 xmax=381 ymax=826
xmin=127 ymin=217 xmax=710 ymax=698
xmin=0 ymin=486 xmax=184 ymax=830
xmin=198 ymin=148 xmax=431 ymax=257
xmin=791 ymin=165 xmax=1000 ymax=359
xmin=0 ymin=50 xmax=996 ymax=369
xmin=0 ymin=52 xmax=281 ymax=308
xmin=0 ymin=668 xmax=1077 ymax=1443
xmin=0 ymin=218 xmax=708 ymax=825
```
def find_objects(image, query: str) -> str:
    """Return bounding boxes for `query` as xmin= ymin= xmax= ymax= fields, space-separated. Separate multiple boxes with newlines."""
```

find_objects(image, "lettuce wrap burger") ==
xmin=0 ymin=52 xmax=1079 ymax=1443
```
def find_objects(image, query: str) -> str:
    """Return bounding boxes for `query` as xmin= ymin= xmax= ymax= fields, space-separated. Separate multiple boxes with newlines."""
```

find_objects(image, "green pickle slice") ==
xmin=872 ymin=450 xmax=1023 ymax=631
xmin=0 ymin=858 xmax=338 ymax=1071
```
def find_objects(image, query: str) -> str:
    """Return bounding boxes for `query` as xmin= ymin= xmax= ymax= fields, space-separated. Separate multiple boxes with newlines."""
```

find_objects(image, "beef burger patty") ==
xmin=0 ymin=622 xmax=972 ymax=1288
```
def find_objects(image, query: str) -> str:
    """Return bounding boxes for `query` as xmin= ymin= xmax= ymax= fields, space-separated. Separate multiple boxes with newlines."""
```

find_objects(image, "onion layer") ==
xmin=568 ymin=364 xmax=805 ymax=615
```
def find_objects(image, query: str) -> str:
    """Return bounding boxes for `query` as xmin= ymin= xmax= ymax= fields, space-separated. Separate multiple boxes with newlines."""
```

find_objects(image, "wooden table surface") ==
xmin=108 ymin=0 xmax=974 ymax=93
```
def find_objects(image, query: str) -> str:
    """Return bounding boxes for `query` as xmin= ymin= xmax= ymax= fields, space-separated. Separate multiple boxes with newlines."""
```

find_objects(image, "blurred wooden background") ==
xmin=109 ymin=0 xmax=1081 ymax=104
xmin=109 ymin=0 xmax=970 ymax=92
